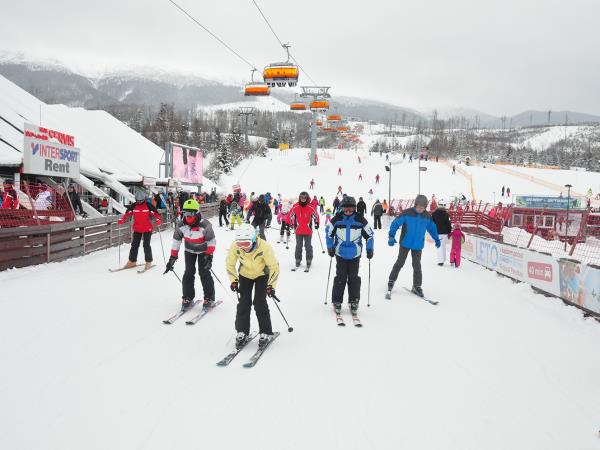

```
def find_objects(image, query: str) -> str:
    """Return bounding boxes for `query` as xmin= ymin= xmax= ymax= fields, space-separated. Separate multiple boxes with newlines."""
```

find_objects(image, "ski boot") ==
xmin=235 ymin=332 xmax=249 ymax=350
xmin=385 ymin=281 xmax=393 ymax=299
xmin=437 ymin=262 xmax=444 ymax=267
xmin=333 ymin=302 xmax=342 ymax=315
xmin=258 ymin=333 xmax=272 ymax=350
xmin=181 ymin=297 xmax=194 ymax=309
xmin=203 ymin=298 xmax=216 ymax=309
xmin=349 ymin=300 xmax=359 ymax=316
xmin=124 ymin=260 xmax=137 ymax=269
xmin=411 ymin=286 xmax=424 ymax=298
xmin=144 ymin=261 xmax=153 ymax=270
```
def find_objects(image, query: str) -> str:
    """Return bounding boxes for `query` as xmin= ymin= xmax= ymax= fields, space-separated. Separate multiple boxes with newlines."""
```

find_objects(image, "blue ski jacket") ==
xmin=326 ymin=212 xmax=374 ymax=260
xmin=389 ymin=208 xmax=440 ymax=250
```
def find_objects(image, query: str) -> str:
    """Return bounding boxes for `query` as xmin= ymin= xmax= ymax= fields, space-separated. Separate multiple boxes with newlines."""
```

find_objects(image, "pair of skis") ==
xmin=162 ymin=300 xmax=223 ymax=325
xmin=291 ymin=264 xmax=310 ymax=273
xmin=334 ymin=305 xmax=362 ymax=327
xmin=385 ymin=287 xmax=439 ymax=305
xmin=108 ymin=264 xmax=155 ymax=274
xmin=216 ymin=332 xmax=280 ymax=368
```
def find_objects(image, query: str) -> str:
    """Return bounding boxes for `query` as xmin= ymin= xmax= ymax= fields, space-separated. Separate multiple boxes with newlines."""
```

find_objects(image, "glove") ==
xmin=314 ymin=222 xmax=319 ymax=230
xmin=435 ymin=240 xmax=441 ymax=248
xmin=156 ymin=219 xmax=162 ymax=226
xmin=164 ymin=256 xmax=177 ymax=274
xmin=327 ymin=248 xmax=335 ymax=257
xmin=388 ymin=237 xmax=397 ymax=247
xmin=230 ymin=281 xmax=239 ymax=292
xmin=202 ymin=254 xmax=213 ymax=271
xmin=366 ymin=249 xmax=373 ymax=259
xmin=117 ymin=218 xmax=124 ymax=225
xmin=266 ymin=286 xmax=275 ymax=298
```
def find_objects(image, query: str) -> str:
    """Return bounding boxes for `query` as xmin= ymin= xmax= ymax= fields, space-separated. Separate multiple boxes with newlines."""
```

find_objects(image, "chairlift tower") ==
xmin=301 ymin=86 xmax=331 ymax=166
xmin=238 ymin=106 xmax=256 ymax=145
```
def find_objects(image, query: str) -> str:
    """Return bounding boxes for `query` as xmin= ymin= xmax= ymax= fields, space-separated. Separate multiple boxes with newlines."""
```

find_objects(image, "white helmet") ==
xmin=235 ymin=224 xmax=257 ymax=243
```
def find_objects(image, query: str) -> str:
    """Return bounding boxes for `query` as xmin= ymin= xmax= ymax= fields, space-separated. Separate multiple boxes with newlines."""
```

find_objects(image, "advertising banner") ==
xmin=557 ymin=259 xmax=600 ymax=314
xmin=23 ymin=124 xmax=80 ymax=179
xmin=172 ymin=145 xmax=203 ymax=184
xmin=515 ymin=195 xmax=581 ymax=209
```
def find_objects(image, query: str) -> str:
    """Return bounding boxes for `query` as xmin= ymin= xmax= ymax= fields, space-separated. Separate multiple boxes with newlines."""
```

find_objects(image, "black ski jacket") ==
xmin=431 ymin=208 xmax=452 ymax=235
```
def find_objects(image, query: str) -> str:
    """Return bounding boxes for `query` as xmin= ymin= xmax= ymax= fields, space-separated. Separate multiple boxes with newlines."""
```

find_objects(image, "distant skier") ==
xmin=324 ymin=206 xmax=333 ymax=224
xmin=337 ymin=185 xmax=343 ymax=194
xmin=165 ymin=199 xmax=216 ymax=309
xmin=326 ymin=196 xmax=374 ymax=317
xmin=338 ymin=167 xmax=342 ymax=176
xmin=229 ymin=200 xmax=242 ymax=230
xmin=117 ymin=190 xmax=161 ymax=270
xmin=371 ymin=199 xmax=384 ymax=229
xmin=358 ymin=173 xmax=363 ymax=181
xmin=218 ymin=198 xmax=229 ymax=227
xmin=452 ymin=165 xmax=456 ymax=175
xmin=358 ymin=155 xmax=362 ymax=164
xmin=332 ymin=196 xmax=341 ymax=214
xmin=386 ymin=195 xmax=440 ymax=298
xmin=368 ymin=188 xmax=374 ymax=200
xmin=319 ymin=195 xmax=325 ymax=213
xmin=289 ymin=191 xmax=320 ymax=270
xmin=247 ymin=194 xmax=271 ymax=240
xmin=309 ymin=179 xmax=315 ymax=190
xmin=431 ymin=201 xmax=452 ymax=266
xmin=506 ymin=187 xmax=511 ymax=198
xmin=277 ymin=202 xmax=292 ymax=245
xmin=409 ymin=154 xmax=413 ymax=163
xmin=501 ymin=186 xmax=505 ymax=197
xmin=449 ymin=224 xmax=465 ymax=268
xmin=356 ymin=197 xmax=367 ymax=216
xmin=311 ymin=195 xmax=319 ymax=209
xmin=226 ymin=224 xmax=279 ymax=350
xmin=375 ymin=174 xmax=380 ymax=184
xmin=385 ymin=154 xmax=389 ymax=162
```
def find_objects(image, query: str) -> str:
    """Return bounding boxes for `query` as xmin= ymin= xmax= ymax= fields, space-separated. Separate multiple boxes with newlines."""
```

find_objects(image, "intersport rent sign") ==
xmin=23 ymin=123 xmax=81 ymax=179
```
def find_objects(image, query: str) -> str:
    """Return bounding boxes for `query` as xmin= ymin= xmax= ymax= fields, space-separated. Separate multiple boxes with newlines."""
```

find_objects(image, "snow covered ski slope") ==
xmin=1 ymin=221 xmax=600 ymax=449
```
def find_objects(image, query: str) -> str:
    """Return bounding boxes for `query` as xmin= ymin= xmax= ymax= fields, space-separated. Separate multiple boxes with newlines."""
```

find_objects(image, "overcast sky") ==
xmin=2 ymin=0 xmax=600 ymax=116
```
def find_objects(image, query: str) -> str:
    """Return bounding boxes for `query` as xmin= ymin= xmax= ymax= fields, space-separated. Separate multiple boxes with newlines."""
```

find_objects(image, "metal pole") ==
xmin=388 ymin=164 xmax=391 ymax=205
xmin=310 ymin=109 xmax=317 ymax=166
xmin=565 ymin=185 xmax=572 ymax=251
xmin=418 ymin=157 xmax=421 ymax=194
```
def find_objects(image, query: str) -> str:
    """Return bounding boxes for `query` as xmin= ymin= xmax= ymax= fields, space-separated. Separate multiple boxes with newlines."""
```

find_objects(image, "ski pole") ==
xmin=368 ymin=259 xmax=371 ymax=307
xmin=324 ymin=256 xmax=333 ymax=304
xmin=211 ymin=268 xmax=237 ymax=302
xmin=271 ymin=294 xmax=294 ymax=332
xmin=117 ymin=221 xmax=121 ymax=267
xmin=157 ymin=221 xmax=167 ymax=265
xmin=316 ymin=228 xmax=325 ymax=254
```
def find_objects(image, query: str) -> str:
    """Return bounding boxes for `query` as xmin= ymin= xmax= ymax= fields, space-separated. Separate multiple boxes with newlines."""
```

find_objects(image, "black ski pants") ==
xmin=295 ymin=234 xmax=313 ymax=264
xmin=373 ymin=215 xmax=382 ymax=229
xmin=388 ymin=246 xmax=422 ymax=288
xmin=129 ymin=231 xmax=153 ymax=262
xmin=332 ymin=256 xmax=361 ymax=304
xmin=252 ymin=220 xmax=266 ymax=241
xmin=235 ymin=274 xmax=272 ymax=335
xmin=279 ymin=222 xmax=291 ymax=240
xmin=182 ymin=252 xmax=215 ymax=301
xmin=219 ymin=211 xmax=229 ymax=226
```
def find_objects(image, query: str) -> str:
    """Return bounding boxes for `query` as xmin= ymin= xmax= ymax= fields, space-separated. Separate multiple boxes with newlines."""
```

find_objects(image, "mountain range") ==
xmin=1 ymin=52 xmax=599 ymax=128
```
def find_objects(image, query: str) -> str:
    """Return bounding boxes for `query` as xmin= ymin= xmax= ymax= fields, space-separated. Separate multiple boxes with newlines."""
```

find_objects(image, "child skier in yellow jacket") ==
xmin=226 ymin=224 xmax=280 ymax=349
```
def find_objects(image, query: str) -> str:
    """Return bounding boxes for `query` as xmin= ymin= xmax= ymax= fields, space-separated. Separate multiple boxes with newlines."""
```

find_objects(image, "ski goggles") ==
xmin=236 ymin=240 xmax=253 ymax=250
xmin=182 ymin=211 xmax=196 ymax=217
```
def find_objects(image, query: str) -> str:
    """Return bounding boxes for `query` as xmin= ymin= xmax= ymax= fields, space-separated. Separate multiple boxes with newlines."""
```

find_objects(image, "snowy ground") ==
xmin=1 ymin=222 xmax=600 ymax=450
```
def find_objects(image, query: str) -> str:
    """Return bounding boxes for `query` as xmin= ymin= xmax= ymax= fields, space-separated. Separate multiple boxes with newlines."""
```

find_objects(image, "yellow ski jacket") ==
xmin=225 ymin=238 xmax=280 ymax=288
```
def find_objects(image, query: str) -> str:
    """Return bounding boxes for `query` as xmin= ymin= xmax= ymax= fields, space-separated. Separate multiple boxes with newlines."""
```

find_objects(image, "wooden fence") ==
xmin=0 ymin=203 xmax=219 ymax=271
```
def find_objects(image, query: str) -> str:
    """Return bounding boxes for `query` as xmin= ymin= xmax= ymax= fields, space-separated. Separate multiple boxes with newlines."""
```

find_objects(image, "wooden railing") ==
xmin=0 ymin=202 xmax=220 ymax=271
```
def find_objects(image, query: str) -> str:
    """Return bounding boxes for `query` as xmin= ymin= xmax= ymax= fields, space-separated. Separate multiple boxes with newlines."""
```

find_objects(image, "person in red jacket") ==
xmin=118 ymin=190 xmax=161 ymax=270
xmin=289 ymin=191 xmax=320 ymax=270
xmin=1 ymin=179 xmax=19 ymax=209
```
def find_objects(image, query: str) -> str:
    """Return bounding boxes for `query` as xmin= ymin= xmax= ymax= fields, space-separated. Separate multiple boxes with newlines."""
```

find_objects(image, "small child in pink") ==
xmin=324 ymin=206 xmax=333 ymax=224
xmin=449 ymin=224 xmax=466 ymax=267
xmin=277 ymin=202 xmax=292 ymax=244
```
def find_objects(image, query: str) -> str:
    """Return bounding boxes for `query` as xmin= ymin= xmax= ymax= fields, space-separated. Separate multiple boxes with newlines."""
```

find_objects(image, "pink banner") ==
xmin=172 ymin=146 xmax=203 ymax=184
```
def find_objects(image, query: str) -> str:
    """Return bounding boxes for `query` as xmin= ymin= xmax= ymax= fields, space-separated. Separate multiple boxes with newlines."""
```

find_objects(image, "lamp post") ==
xmin=385 ymin=163 xmax=392 ymax=205
xmin=564 ymin=184 xmax=572 ymax=251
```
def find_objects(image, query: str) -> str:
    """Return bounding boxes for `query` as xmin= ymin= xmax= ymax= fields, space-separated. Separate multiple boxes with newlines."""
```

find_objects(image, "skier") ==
xmin=117 ymin=190 xmax=162 ymax=270
xmin=386 ymin=195 xmax=441 ymax=298
xmin=506 ymin=187 xmax=511 ymax=198
xmin=332 ymin=196 xmax=341 ymax=213
xmin=356 ymin=197 xmax=367 ymax=216
xmin=358 ymin=155 xmax=361 ymax=164
xmin=409 ymin=154 xmax=413 ymax=163
xmin=375 ymin=174 xmax=380 ymax=184
xmin=309 ymin=179 xmax=315 ymax=190
xmin=277 ymin=201 xmax=292 ymax=245
xmin=226 ymin=224 xmax=280 ymax=349
xmin=501 ymin=186 xmax=505 ymax=197
xmin=324 ymin=206 xmax=333 ymax=224
xmin=165 ymin=199 xmax=216 ymax=309
xmin=337 ymin=185 xmax=343 ymax=195
xmin=1 ymin=179 xmax=19 ymax=209
xmin=229 ymin=200 xmax=243 ymax=230
xmin=326 ymin=196 xmax=374 ymax=317
xmin=289 ymin=191 xmax=320 ymax=270
xmin=66 ymin=185 xmax=84 ymax=216
xmin=371 ymin=199 xmax=384 ymax=229
xmin=431 ymin=201 xmax=452 ymax=266
xmin=338 ymin=167 xmax=342 ymax=176
xmin=248 ymin=194 xmax=271 ymax=240
xmin=449 ymin=224 xmax=465 ymax=268
xmin=218 ymin=198 xmax=229 ymax=227
xmin=382 ymin=199 xmax=388 ymax=213
xmin=368 ymin=188 xmax=374 ymax=200
xmin=319 ymin=196 xmax=325 ymax=213
xmin=358 ymin=173 xmax=363 ymax=181
xmin=452 ymin=165 xmax=456 ymax=175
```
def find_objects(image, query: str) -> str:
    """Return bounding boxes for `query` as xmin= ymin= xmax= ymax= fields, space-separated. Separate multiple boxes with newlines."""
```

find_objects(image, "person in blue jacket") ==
xmin=387 ymin=194 xmax=441 ymax=298
xmin=326 ymin=196 xmax=374 ymax=315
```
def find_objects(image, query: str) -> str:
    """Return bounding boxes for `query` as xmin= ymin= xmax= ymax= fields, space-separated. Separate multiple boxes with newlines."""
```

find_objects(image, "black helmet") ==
xmin=340 ymin=196 xmax=357 ymax=208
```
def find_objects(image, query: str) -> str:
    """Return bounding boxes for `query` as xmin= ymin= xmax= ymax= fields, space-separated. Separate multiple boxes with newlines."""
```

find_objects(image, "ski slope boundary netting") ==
xmin=0 ymin=182 xmax=74 ymax=228
xmin=391 ymin=199 xmax=600 ymax=265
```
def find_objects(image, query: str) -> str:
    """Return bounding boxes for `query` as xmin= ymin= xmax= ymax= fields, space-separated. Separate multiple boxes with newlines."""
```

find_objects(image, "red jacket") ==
xmin=1 ymin=190 xmax=19 ymax=209
xmin=118 ymin=202 xmax=161 ymax=233
xmin=289 ymin=202 xmax=319 ymax=236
